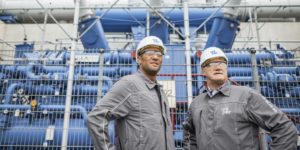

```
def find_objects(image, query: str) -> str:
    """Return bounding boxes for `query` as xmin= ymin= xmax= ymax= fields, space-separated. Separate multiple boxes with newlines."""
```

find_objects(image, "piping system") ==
xmin=0 ymin=0 xmax=300 ymax=149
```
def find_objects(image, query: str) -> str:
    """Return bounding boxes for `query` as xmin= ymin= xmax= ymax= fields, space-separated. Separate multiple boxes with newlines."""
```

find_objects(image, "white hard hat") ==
xmin=200 ymin=47 xmax=228 ymax=67
xmin=136 ymin=36 xmax=166 ymax=56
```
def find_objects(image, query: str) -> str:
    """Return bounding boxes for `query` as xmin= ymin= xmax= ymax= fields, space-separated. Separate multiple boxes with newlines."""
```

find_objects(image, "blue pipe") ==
xmin=226 ymin=53 xmax=275 ymax=65
xmin=74 ymin=75 xmax=113 ymax=88
xmin=78 ymin=67 xmax=118 ymax=76
xmin=39 ymin=66 xmax=68 ymax=74
xmin=272 ymin=67 xmax=299 ymax=75
xmin=79 ymin=17 xmax=109 ymax=51
xmin=4 ymin=79 xmax=112 ymax=104
xmin=95 ymin=8 xmax=222 ymax=32
xmin=281 ymin=108 xmax=300 ymax=113
xmin=3 ymin=66 xmax=17 ymax=76
xmin=4 ymin=83 xmax=57 ymax=104
xmin=73 ymin=84 xmax=109 ymax=95
xmin=0 ymin=105 xmax=92 ymax=148
xmin=4 ymin=83 xmax=25 ymax=104
xmin=205 ymin=17 xmax=239 ymax=50
xmin=228 ymin=67 xmax=252 ymax=76
xmin=0 ymin=104 xmax=88 ymax=121
xmin=289 ymin=87 xmax=300 ymax=97
xmin=0 ymin=121 xmax=91 ymax=148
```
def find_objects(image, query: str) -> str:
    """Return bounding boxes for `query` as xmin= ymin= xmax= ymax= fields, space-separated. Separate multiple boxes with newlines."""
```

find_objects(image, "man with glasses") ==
xmin=183 ymin=47 xmax=298 ymax=150
xmin=87 ymin=36 xmax=175 ymax=150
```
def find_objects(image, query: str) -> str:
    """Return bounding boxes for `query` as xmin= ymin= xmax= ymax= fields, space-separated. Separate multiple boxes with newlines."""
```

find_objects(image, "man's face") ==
xmin=137 ymin=47 xmax=163 ymax=76
xmin=202 ymin=58 xmax=228 ymax=85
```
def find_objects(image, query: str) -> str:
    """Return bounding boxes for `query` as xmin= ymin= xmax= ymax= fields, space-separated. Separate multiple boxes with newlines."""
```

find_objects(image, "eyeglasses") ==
xmin=204 ymin=61 xmax=227 ymax=68
xmin=142 ymin=50 xmax=163 ymax=57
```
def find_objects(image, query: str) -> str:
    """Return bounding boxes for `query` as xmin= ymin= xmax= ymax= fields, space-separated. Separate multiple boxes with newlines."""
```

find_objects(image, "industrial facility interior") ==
xmin=0 ymin=0 xmax=300 ymax=149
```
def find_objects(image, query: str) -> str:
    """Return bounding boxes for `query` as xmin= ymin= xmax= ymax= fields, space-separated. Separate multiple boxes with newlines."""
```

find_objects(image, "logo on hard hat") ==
xmin=152 ymin=38 xmax=160 ymax=43
xmin=210 ymin=50 xmax=218 ymax=55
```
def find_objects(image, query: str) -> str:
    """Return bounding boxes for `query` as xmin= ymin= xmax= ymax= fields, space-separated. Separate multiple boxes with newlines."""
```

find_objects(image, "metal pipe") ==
xmin=4 ymin=83 xmax=24 ymax=104
xmin=35 ymin=0 xmax=72 ymax=39
xmin=183 ymin=1 xmax=193 ymax=106
xmin=254 ymin=8 xmax=262 ymax=52
xmin=222 ymin=0 xmax=241 ymax=18
xmin=146 ymin=9 xmax=150 ymax=36
xmin=253 ymin=9 xmax=268 ymax=150
xmin=61 ymin=0 xmax=80 ymax=149
xmin=0 ymin=104 xmax=88 ymax=121
xmin=40 ymin=10 xmax=48 ymax=51
xmin=2 ymin=0 xmax=300 ymax=18
xmin=97 ymin=49 xmax=105 ymax=102
xmin=79 ymin=0 xmax=93 ymax=19
xmin=252 ymin=55 xmax=268 ymax=149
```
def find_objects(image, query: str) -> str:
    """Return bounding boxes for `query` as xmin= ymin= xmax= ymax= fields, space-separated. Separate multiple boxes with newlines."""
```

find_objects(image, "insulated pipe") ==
xmin=0 ymin=0 xmax=76 ymax=23
xmin=222 ymin=0 xmax=241 ymax=18
xmin=1 ymin=0 xmax=300 ymax=23
xmin=79 ymin=0 xmax=93 ymax=19
xmin=239 ymin=0 xmax=300 ymax=21
xmin=150 ymin=0 xmax=162 ymax=7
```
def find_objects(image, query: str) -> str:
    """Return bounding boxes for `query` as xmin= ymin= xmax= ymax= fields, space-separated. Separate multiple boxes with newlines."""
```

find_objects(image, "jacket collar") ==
xmin=137 ymin=70 xmax=160 ymax=89
xmin=219 ymin=80 xmax=231 ymax=96
xmin=206 ymin=80 xmax=231 ymax=97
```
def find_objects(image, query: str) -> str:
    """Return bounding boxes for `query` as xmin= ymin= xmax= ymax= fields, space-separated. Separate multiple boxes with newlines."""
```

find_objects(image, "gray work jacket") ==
xmin=87 ymin=70 xmax=175 ymax=150
xmin=183 ymin=81 xmax=298 ymax=150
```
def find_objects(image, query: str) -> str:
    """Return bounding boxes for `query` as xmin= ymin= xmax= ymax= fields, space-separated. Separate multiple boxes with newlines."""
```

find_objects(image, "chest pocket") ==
xmin=214 ymin=102 xmax=245 ymax=134
xmin=138 ymin=92 xmax=161 ymax=113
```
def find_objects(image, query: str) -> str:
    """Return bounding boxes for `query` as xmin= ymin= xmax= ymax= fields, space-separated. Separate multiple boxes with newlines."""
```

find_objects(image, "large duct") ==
xmin=205 ymin=0 xmax=241 ymax=49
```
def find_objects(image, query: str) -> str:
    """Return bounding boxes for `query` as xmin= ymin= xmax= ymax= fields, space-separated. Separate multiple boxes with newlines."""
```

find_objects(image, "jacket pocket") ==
xmin=192 ymin=108 xmax=203 ymax=134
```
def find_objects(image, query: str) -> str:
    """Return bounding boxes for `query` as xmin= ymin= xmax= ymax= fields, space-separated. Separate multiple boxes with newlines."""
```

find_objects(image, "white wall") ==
xmin=234 ymin=22 xmax=300 ymax=51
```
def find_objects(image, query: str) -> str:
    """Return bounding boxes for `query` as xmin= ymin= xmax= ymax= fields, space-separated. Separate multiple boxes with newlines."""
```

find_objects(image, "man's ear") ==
xmin=201 ymin=67 xmax=207 ymax=75
xmin=136 ymin=56 xmax=141 ymax=65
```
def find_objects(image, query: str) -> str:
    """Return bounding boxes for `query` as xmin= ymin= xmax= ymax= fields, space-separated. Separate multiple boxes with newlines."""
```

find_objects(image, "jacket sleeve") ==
xmin=182 ymin=109 xmax=197 ymax=150
xmin=245 ymin=90 xmax=298 ymax=150
xmin=86 ymin=79 xmax=135 ymax=150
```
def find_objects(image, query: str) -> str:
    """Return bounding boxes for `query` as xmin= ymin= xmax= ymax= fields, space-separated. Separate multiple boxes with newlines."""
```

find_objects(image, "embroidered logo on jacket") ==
xmin=222 ymin=107 xmax=231 ymax=115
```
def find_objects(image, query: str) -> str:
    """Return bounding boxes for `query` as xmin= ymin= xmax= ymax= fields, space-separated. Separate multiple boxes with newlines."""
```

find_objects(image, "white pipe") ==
xmin=61 ymin=0 xmax=80 ymax=149
xmin=0 ymin=0 xmax=75 ymax=23
xmin=79 ymin=0 xmax=93 ymax=19
xmin=183 ymin=1 xmax=193 ymax=106
xmin=222 ymin=0 xmax=242 ymax=18
xmin=1 ymin=0 xmax=300 ymax=23
xmin=150 ymin=0 xmax=162 ymax=7
xmin=239 ymin=0 xmax=300 ymax=21
xmin=40 ymin=11 xmax=48 ymax=51
xmin=146 ymin=9 xmax=150 ymax=36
